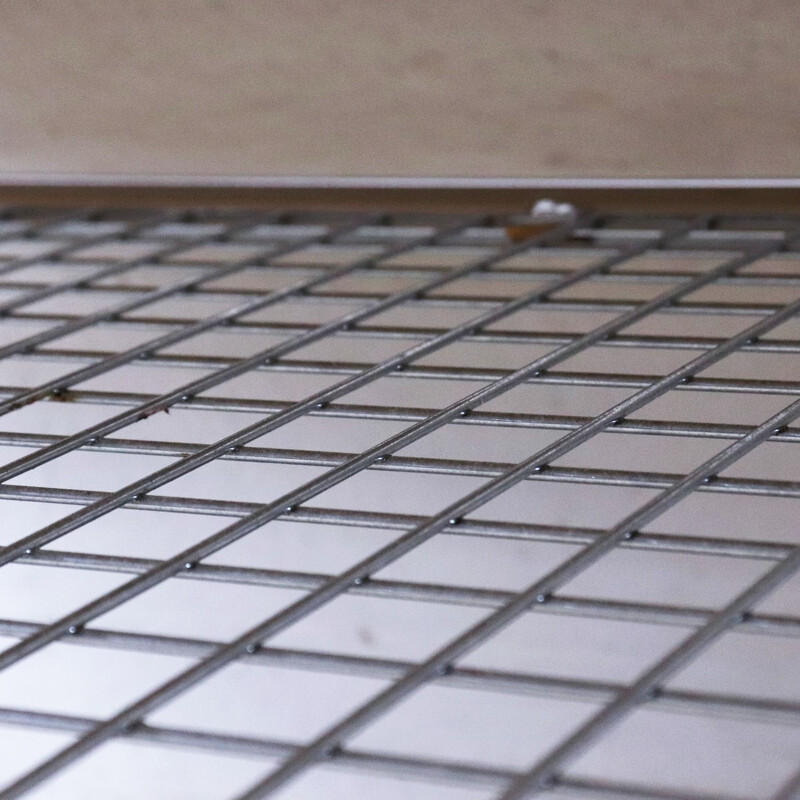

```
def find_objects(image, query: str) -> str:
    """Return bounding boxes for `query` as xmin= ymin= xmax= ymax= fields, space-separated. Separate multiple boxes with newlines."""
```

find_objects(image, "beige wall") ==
xmin=1 ymin=0 xmax=799 ymax=178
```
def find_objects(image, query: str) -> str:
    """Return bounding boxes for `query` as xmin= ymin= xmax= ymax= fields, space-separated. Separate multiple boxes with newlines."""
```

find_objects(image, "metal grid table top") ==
xmin=0 ymin=204 xmax=798 ymax=799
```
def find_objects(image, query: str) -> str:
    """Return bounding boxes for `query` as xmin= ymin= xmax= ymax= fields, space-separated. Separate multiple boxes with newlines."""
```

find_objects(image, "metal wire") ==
xmin=0 ymin=205 xmax=797 ymax=799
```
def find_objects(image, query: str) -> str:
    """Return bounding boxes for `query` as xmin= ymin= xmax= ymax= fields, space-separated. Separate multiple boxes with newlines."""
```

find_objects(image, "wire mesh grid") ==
xmin=0 ymin=203 xmax=797 ymax=799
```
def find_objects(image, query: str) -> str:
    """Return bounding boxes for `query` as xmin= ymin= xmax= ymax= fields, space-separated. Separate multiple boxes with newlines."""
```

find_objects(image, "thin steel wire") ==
xmin=14 ymin=317 xmax=800 ymax=356
xmin=0 ymin=206 xmax=796 ymax=799
xmin=773 ymin=769 xmax=800 ymax=800
xmin=233 ymin=294 xmax=800 ymax=798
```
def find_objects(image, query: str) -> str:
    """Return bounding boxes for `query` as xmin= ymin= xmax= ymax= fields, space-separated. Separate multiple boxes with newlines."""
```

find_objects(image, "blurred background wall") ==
xmin=0 ymin=0 xmax=798 ymax=178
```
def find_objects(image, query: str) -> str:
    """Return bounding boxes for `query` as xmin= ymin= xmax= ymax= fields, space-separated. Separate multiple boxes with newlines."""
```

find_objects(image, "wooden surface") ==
xmin=1 ymin=1 xmax=799 ymax=178
xmin=3 ymin=178 xmax=800 ymax=215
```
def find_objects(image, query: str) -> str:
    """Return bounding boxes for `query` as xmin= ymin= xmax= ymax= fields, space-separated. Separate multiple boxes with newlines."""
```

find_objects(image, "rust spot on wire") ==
xmin=505 ymin=222 xmax=560 ymax=242
xmin=48 ymin=389 xmax=73 ymax=403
